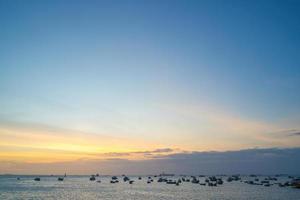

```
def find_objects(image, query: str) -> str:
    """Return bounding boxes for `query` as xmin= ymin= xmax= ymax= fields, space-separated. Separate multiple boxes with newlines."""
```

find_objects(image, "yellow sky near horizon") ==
xmin=1 ymin=105 xmax=300 ymax=164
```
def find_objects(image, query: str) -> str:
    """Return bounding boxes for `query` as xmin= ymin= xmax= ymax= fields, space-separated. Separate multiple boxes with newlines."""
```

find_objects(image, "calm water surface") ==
xmin=0 ymin=175 xmax=299 ymax=200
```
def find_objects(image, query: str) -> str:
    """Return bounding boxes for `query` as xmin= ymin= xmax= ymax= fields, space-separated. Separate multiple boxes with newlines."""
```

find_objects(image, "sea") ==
xmin=0 ymin=175 xmax=299 ymax=200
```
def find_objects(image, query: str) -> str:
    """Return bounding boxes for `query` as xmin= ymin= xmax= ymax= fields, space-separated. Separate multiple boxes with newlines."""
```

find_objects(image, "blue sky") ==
xmin=0 ymin=0 xmax=300 ymax=173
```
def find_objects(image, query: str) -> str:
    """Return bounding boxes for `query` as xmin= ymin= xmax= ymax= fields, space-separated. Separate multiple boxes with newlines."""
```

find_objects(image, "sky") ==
xmin=0 ymin=0 xmax=300 ymax=174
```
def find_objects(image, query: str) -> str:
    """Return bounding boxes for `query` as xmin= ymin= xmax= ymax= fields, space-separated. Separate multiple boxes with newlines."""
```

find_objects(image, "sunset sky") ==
xmin=0 ymin=0 xmax=300 ymax=174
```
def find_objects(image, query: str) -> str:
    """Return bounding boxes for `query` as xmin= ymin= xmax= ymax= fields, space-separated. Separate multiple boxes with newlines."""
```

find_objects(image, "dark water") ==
xmin=0 ymin=175 xmax=299 ymax=200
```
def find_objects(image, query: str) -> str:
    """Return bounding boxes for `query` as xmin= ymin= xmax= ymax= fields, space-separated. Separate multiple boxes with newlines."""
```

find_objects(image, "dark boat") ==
xmin=58 ymin=177 xmax=64 ymax=181
xmin=166 ymin=180 xmax=176 ymax=184
xmin=217 ymin=179 xmax=223 ymax=185
xmin=34 ymin=177 xmax=40 ymax=181
xmin=90 ymin=175 xmax=96 ymax=181
xmin=191 ymin=178 xmax=199 ymax=184
xmin=123 ymin=176 xmax=130 ymax=182
xmin=291 ymin=179 xmax=300 ymax=189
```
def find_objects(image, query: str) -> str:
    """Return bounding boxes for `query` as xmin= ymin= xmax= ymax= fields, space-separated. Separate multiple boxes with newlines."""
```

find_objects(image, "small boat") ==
xmin=34 ymin=177 xmax=40 ymax=181
xmin=58 ymin=177 xmax=64 ymax=181
xmin=90 ymin=176 xmax=96 ymax=181
xmin=166 ymin=180 xmax=176 ymax=184
xmin=294 ymin=183 xmax=300 ymax=189
xmin=208 ymin=182 xmax=217 ymax=186
xmin=123 ymin=176 xmax=130 ymax=182
xmin=191 ymin=178 xmax=199 ymax=184
xmin=217 ymin=179 xmax=223 ymax=185
xmin=261 ymin=180 xmax=269 ymax=184
xmin=291 ymin=179 xmax=300 ymax=189
xmin=227 ymin=177 xmax=233 ymax=182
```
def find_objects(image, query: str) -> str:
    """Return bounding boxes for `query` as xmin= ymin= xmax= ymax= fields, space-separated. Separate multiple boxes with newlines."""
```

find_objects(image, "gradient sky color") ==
xmin=0 ymin=0 xmax=300 ymax=174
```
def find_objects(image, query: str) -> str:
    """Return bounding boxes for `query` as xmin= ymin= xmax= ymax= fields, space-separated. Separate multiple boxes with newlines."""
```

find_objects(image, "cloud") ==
xmin=101 ymin=148 xmax=176 ymax=158
xmin=268 ymin=129 xmax=300 ymax=137
xmin=0 ymin=119 xmax=169 ymax=162
xmin=133 ymin=148 xmax=174 ymax=154
xmin=103 ymin=152 xmax=131 ymax=157
xmin=1 ymin=148 xmax=300 ymax=175
xmin=289 ymin=131 xmax=300 ymax=136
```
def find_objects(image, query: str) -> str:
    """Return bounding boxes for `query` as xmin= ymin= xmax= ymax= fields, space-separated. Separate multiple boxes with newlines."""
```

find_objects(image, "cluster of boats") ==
xmin=21 ymin=174 xmax=300 ymax=189
xmin=243 ymin=176 xmax=300 ymax=188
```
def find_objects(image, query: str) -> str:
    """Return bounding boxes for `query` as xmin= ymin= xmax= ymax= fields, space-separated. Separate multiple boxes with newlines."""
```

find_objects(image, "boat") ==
xmin=123 ymin=176 xmax=130 ymax=182
xmin=191 ymin=178 xmax=199 ymax=184
xmin=90 ymin=175 xmax=96 ymax=181
xmin=166 ymin=180 xmax=176 ymax=184
xmin=159 ymin=173 xmax=174 ymax=177
xmin=291 ymin=179 xmax=300 ymax=189
xmin=294 ymin=183 xmax=300 ymax=189
xmin=58 ymin=177 xmax=64 ymax=181
xmin=217 ymin=179 xmax=223 ymax=185
xmin=34 ymin=177 xmax=40 ymax=181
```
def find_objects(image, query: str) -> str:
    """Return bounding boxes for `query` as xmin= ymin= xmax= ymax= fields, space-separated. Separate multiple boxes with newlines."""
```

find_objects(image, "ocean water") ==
xmin=0 ymin=175 xmax=299 ymax=200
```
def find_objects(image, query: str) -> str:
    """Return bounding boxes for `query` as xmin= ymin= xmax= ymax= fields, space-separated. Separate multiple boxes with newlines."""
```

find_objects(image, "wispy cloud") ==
xmin=267 ymin=129 xmax=300 ymax=137
xmin=290 ymin=131 xmax=300 ymax=136
xmin=157 ymin=100 xmax=300 ymax=149
xmin=0 ymin=119 xmax=168 ymax=162
xmin=101 ymin=148 xmax=177 ymax=159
